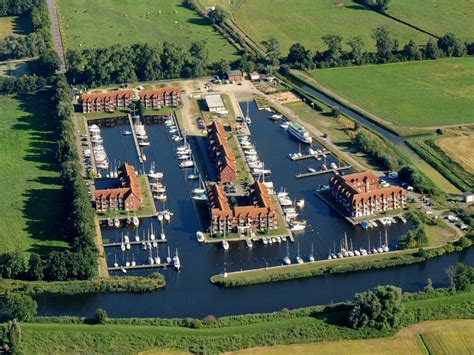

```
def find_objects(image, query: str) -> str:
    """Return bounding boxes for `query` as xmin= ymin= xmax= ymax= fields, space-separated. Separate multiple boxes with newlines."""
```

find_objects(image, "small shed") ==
xmin=226 ymin=70 xmax=243 ymax=82
xmin=249 ymin=72 xmax=260 ymax=81
xmin=463 ymin=192 xmax=474 ymax=203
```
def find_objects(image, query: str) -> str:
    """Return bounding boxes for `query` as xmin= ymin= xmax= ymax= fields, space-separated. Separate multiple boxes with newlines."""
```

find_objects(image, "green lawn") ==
xmin=57 ymin=0 xmax=237 ymax=60
xmin=389 ymin=0 xmax=474 ymax=41
xmin=309 ymin=58 xmax=474 ymax=128
xmin=0 ymin=95 xmax=68 ymax=255
xmin=199 ymin=0 xmax=430 ymax=52
xmin=0 ymin=15 xmax=32 ymax=38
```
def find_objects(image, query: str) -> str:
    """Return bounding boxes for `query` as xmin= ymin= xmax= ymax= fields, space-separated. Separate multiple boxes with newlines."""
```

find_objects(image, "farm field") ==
xmin=309 ymin=58 xmax=474 ymax=129
xmin=389 ymin=0 xmax=474 ymax=41
xmin=0 ymin=95 xmax=68 ymax=254
xmin=230 ymin=319 xmax=474 ymax=355
xmin=198 ymin=0 xmax=430 ymax=52
xmin=0 ymin=15 xmax=31 ymax=38
xmin=435 ymin=134 xmax=474 ymax=175
xmin=56 ymin=0 xmax=236 ymax=60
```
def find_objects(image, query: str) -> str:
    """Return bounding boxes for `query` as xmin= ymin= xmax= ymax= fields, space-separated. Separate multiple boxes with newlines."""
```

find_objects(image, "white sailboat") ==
xmin=148 ymin=248 xmax=154 ymax=265
xmin=296 ymin=243 xmax=304 ymax=264
xmin=173 ymin=248 xmax=181 ymax=270
xmin=309 ymin=243 xmax=315 ymax=262
xmin=166 ymin=246 xmax=172 ymax=264
xmin=132 ymin=215 xmax=139 ymax=227
xmin=113 ymin=254 xmax=118 ymax=268
xmin=196 ymin=231 xmax=204 ymax=243
xmin=120 ymin=233 xmax=126 ymax=252
xmin=150 ymin=224 xmax=156 ymax=241
xmin=245 ymin=101 xmax=251 ymax=124
xmin=113 ymin=218 xmax=120 ymax=228
xmin=131 ymin=253 xmax=136 ymax=267
xmin=283 ymin=241 xmax=291 ymax=265
xmin=222 ymin=224 xmax=229 ymax=250
xmin=296 ymin=199 xmax=305 ymax=208
xmin=160 ymin=221 xmax=166 ymax=241
xmin=154 ymin=247 xmax=161 ymax=265
xmin=192 ymin=177 xmax=206 ymax=195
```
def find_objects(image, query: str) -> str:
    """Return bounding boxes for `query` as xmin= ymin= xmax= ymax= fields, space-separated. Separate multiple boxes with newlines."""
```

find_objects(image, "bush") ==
xmin=447 ymin=263 xmax=474 ymax=291
xmin=95 ymin=308 xmax=108 ymax=324
xmin=0 ymin=293 xmax=37 ymax=322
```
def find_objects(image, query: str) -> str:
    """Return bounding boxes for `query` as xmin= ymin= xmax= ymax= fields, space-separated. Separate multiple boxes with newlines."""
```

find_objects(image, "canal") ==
xmin=36 ymin=104 xmax=473 ymax=318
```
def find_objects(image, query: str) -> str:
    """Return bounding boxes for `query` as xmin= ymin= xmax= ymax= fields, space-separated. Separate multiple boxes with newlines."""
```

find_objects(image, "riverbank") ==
xmin=0 ymin=275 xmax=166 ymax=295
xmin=210 ymin=240 xmax=472 ymax=287
xmin=13 ymin=288 xmax=474 ymax=353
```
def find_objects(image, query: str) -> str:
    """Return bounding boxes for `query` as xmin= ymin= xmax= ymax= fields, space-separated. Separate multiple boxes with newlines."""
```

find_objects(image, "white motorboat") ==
xmin=330 ymin=162 xmax=338 ymax=170
xmin=172 ymin=135 xmax=183 ymax=142
xmin=285 ymin=211 xmax=299 ymax=219
xmin=153 ymin=193 xmax=167 ymax=201
xmin=139 ymin=141 xmax=150 ymax=147
xmin=179 ymin=160 xmax=194 ymax=168
xmin=188 ymin=173 xmax=199 ymax=180
xmin=269 ymin=113 xmax=283 ymax=120
xmin=280 ymin=122 xmax=290 ymax=130
xmin=196 ymin=231 xmax=205 ymax=243
xmin=192 ymin=194 xmax=208 ymax=201
xmin=177 ymin=154 xmax=190 ymax=161
xmin=296 ymin=199 xmax=305 ymax=208
xmin=123 ymin=130 xmax=132 ymax=136
xmin=288 ymin=122 xmax=312 ymax=144
xmin=290 ymin=222 xmax=306 ymax=232
xmin=308 ymin=167 xmax=316 ymax=173
xmin=246 ymin=238 xmax=253 ymax=248
xmin=192 ymin=187 xmax=206 ymax=195
xmin=279 ymin=196 xmax=293 ymax=206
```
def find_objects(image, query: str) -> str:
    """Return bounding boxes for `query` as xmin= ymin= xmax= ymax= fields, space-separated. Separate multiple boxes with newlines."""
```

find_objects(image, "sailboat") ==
xmin=222 ymin=223 xmax=229 ymax=250
xmin=166 ymin=246 xmax=172 ymax=264
xmin=245 ymin=228 xmax=253 ymax=248
xmin=245 ymin=101 xmax=251 ymax=124
xmin=113 ymin=254 xmax=119 ymax=268
xmin=188 ymin=165 xmax=199 ymax=180
xmin=283 ymin=241 xmax=291 ymax=265
xmin=196 ymin=231 xmax=204 ymax=243
xmin=383 ymin=229 xmax=389 ymax=252
xmin=377 ymin=232 xmax=384 ymax=253
xmin=141 ymin=231 xmax=147 ymax=250
xmin=296 ymin=243 xmax=304 ymax=264
xmin=146 ymin=230 xmax=152 ymax=250
xmin=173 ymin=248 xmax=181 ymax=270
xmin=120 ymin=233 xmax=126 ymax=252
xmin=154 ymin=247 xmax=161 ymax=265
xmin=296 ymin=199 xmax=305 ymax=208
xmin=132 ymin=215 xmax=139 ymax=227
xmin=134 ymin=232 xmax=140 ymax=242
xmin=160 ymin=222 xmax=166 ymax=241
xmin=148 ymin=248 xmax=154 ymax=265
xmin=113 ymin=218 xmax=120 ymax=228
xmin=309 ymin=243 xmax=315 ymax=262
xmin=125 ymin=256 xmax=130 ymax=267
xmin=131 ymin=253 xmax=136 ymax=267
xmin=192 ymin=177 xmax=206 ymax=195
xmin=150 ymin=224 xmax=156 ymax=241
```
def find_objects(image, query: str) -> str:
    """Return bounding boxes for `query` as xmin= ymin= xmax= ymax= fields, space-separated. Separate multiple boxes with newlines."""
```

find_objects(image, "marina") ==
xmin=36 ymin=101 xmax=473 ymax=319
xmin=296 ymin=165 xmax=352 ymax=178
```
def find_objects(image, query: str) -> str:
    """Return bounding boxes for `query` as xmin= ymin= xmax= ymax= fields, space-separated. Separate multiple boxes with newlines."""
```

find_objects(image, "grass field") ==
xmin=0 ymin=95 xmax=68 ymax=255
xmin=0 ymin=15 xmax=31 ymax=38
xmin=230 ymin=319 xmax=474 ymax=355
xmin=389 ymin=0 xmax=474 ymax=41
xmin=199 ymin=0 xmax=430 ymax=52
xmin=310 ymin=58 xmax=474 ymax=129
xmin=435 ymin=134 xmax=474 ymax=175
xmin=14 ymin=289 xmax=474 ymax=353
xmin=57 ymin=0 xmax=236 ymax=60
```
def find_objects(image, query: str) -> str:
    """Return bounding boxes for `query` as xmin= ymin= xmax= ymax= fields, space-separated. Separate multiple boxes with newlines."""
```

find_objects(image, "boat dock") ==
xmin=290 ymin=151 xmax=331 ymax=161
xmin=128 ymin=113 xmax=144 ymax=164
xmin=296 ymin=166 xmax=352 ymax=179
xmin=107 ymin=262 xmax=173 ymax=272
xmin=103 ymin=240 xmax=167 ymax=248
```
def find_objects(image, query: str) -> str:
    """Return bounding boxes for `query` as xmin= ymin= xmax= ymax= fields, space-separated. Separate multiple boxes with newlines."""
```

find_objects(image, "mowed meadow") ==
xmin=57 ymin=0 xmax=237 ymax=59
xmin=389 ymin=0 xmax=474 ymax=41
xmin=198 ymin=0 xmax=430 ymax=52
xmin=0 ymin=95 xmax=68 ymax=254
xmin=309 ymin=58 xmax=474 ymax=129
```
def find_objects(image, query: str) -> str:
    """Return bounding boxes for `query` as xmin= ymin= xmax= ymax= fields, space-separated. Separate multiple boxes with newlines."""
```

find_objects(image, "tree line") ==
xmin=0 ymin=0 xmax=53 ymax=61
xmin=66 ymin=41 xmax=231 ymax=87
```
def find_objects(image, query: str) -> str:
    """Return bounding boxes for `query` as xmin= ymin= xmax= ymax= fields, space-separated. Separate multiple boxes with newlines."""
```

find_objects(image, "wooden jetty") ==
xmin=290 ymin=151 xmax=331 ymax=161
xmin=128 ymin=113 xmax=144 ymax=164
xmin=108 ymin=263 xmax=173 ymax=272
xmin=103 ymin=240 xmax=167 ymax=248
xmin=296 ymin=166 xmax=352 ymax=179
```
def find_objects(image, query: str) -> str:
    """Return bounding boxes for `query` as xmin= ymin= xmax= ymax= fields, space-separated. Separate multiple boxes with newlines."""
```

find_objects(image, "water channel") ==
xmin=36 ymin=103 xmax=473 ymax=318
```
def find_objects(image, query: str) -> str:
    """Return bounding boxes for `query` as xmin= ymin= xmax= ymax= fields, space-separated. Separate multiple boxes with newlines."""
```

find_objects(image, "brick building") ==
xmin=208 ymin=182 xmax=277 ymax=234
xmin=207 ymin=121 xmax=237 ymax=183
xmin=139 ymin=86 xmax=181 ymax=109
xmin=329 ymin=171 xmax=407 ymax=218
xmin=95 ymin=163 xmax=142 ymax=212
xmin=81 ymin=90 xmax=134 ymax=113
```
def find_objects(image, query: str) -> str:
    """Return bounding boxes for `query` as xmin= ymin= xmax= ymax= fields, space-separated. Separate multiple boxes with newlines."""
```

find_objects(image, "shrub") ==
xmin=95 ymin=308 xmax=108 ymax=324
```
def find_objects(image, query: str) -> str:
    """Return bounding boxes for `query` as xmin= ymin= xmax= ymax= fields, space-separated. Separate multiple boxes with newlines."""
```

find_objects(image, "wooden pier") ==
xmin=108 ymin=262 xmax=174 ymax=272
xmin=296 ymin=166 xmax=352 ymax=179
xmin=128 ymin=113 xmax=144 ymax=164
xmin=103 ymin=240 xmax=167 ymax=248
xmin=290 ymin=150 xmax=331 ymax=161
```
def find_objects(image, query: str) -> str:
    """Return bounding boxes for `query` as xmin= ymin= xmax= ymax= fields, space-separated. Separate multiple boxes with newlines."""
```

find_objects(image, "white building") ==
xmin=463 ymin=192 xmax=474 ymax=203
xmin=205 ymin=94 xmax=227 ymax=113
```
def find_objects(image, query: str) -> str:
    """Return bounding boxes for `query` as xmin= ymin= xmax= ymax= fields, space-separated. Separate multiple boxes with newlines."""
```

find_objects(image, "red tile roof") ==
xmin=139 ymin=86 xmax=181 ymax=99
xmin=81 ymin=90 xmax=134 ymax=103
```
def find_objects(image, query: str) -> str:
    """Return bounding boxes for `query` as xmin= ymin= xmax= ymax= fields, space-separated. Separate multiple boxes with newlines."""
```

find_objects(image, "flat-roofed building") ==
xmin=205 ymin=94 xmax=227 ymax=113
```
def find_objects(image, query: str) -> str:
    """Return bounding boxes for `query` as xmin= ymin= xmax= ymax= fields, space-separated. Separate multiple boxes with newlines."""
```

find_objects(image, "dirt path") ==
xmin=46 ymin=0 xmax=66 ymax=73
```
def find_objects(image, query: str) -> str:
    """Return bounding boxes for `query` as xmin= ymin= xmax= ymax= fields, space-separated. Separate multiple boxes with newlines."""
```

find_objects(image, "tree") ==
xmin=437 ymin=33 xmax=466 ymax=57
xmin=322 ymin=34 xmax=343 ymax=65
xmin=347 ymin=36 xmax=365 ymax=65
xmin=424 ymin=278 xmax=434 ymax=292
xmin=375 ymin=0 xmax=391 ymax=12
xmin=402 ymin=40 xmax=421 ymax=60
xmin=188 ymin=41 xmax=209 ymax=78
xmin=398 ymin=165 xmax=430 ymax=193
xmin=208 ymin=8 xmax=226 ymax=25
xmin=349 ymin=285 xmax=404 ymax=330
xmin=286 ymin=43 xmax=312 ymax=68
xmin=95 ymin=308 xmax=108 ymax=324
xmin=160 ymin=42 xmax=185 ymax=79
xmin=6 ymin=320 xmax=21 ymax=349
xmin=0 ymin=252 xmax=26 ymax=279
xmin=423 ymin=39 xmax=441 ymax=60
xmin=28 ymin=253 xmax=44 ymax=280
xmin=447 ymin=263 xmax=474 ymax=291
xmin=0 ymin=293 xmax=37 ymax=322
xmin=331 ymin=106 xmax=341 ymax=117
xmin=373 ymin=26 xmax=398 ymax=63
xmin=35 ymin=48 xmax=60 ymax=77
xmin=262 ymin=37 xmax=281 ymax=66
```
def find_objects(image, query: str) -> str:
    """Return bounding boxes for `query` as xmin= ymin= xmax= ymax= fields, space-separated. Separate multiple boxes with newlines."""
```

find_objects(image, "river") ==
xmin=36 ymin=103 xmax=473 ymax=318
